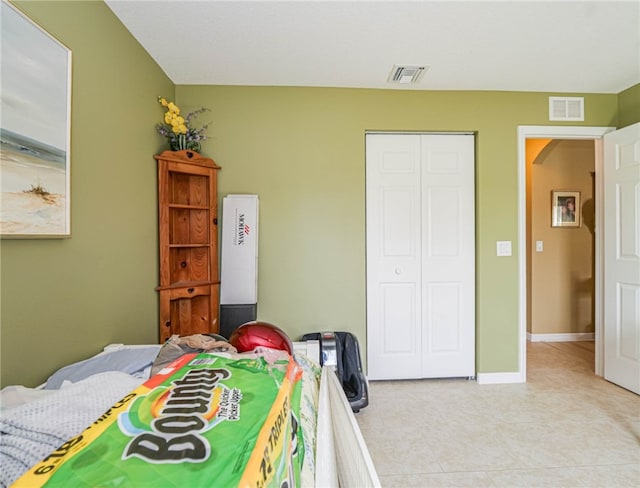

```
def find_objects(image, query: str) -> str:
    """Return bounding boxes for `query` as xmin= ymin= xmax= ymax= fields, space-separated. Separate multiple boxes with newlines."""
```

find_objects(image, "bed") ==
xmin=0 ymin=338 xmax=379 ymax=487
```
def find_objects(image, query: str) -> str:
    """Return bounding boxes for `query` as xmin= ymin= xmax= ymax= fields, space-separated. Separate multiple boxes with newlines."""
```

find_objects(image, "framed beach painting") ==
xmin=551 ymin=190 xmax=581 ymax=228
xmin=0 ymin=0 xmax=71 ymax=238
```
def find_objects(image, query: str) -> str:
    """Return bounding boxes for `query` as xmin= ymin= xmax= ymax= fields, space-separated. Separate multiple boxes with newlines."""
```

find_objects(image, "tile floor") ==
xmin=356 ymin=342 xmax=640 ymax=487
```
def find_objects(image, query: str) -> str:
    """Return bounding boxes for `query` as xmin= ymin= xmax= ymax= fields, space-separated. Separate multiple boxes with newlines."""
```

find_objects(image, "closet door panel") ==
xmin=366 ymin=134 xmax=423 ymax=379
xmin=421 ymin=134 xmax=475 ymax=378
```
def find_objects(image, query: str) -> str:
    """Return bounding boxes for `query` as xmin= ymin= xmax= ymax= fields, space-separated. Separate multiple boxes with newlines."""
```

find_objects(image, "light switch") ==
xmin=497 ymin=240 xmax=512 ymax=257
xmin=536 ymin=240 xmax=544 ymax=252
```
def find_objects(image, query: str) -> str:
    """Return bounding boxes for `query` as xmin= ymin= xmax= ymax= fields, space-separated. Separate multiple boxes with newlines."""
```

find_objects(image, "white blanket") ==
xmin=0 ymin=371 xmax=142 ymax=487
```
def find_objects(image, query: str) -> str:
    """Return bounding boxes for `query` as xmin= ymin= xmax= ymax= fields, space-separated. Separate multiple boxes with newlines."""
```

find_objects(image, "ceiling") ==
xmin=105 ymin=0 xmax=640 ymax=94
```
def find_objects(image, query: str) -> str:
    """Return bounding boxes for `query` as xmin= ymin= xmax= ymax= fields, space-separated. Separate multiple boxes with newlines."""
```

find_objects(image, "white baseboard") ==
xmin=476 ymin=372 xmax=525 ymax=385
xmin=527 ymin=332 xmax=595 ymax=342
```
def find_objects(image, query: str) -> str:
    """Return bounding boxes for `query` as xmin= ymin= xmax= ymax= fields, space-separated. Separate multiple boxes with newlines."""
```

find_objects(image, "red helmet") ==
xmin=228 ymin=321 xmax=293 ymax=355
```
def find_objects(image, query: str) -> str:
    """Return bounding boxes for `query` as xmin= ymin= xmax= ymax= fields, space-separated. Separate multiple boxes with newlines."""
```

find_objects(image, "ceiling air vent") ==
xmin=387 ymin=65 xmax=428 ymax=84
xmin=549 ymin=97 xmax=584 ymax=121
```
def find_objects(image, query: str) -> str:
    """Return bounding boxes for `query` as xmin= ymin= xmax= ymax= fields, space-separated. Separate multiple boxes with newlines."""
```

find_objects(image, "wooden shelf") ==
xmin=168 ymin=243 xmax=210 ymax=248
xmin=168 ymin=204 xmax=210 ymax=210
xmin=156 ymin=280 xmax=220 ymax=291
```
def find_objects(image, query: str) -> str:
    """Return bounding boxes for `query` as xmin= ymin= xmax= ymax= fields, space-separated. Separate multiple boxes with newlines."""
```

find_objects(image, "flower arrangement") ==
xmin=156 ymin=97 xmax=210 ymax=152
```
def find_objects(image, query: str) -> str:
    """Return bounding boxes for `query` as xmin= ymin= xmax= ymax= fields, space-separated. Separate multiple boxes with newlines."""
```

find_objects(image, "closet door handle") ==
xmin=395 ymin=267 xmax=402 ymax=275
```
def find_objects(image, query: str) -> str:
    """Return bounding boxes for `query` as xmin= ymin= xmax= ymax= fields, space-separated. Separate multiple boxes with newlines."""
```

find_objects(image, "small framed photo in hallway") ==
xmin=552 ymin=190 xmax=581 ymax=227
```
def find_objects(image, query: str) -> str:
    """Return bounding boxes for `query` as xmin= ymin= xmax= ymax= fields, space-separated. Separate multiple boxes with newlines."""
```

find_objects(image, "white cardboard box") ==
xmin=220 ymin=194 xmax=259 ymax=305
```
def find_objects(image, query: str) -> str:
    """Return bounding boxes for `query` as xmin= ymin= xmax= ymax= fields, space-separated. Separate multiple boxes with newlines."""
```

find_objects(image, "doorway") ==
xmin=526 ymin=139 xmax=596 ymax=373
xmin=517 ymin=126 xmax=615 ymax=382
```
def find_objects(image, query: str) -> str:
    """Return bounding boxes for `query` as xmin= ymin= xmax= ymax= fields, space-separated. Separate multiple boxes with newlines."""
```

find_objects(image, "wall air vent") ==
xmin=387 ymin=65 xmax=428 ymax=84
xmin=549 ymin=97 xmax=584 ymax=121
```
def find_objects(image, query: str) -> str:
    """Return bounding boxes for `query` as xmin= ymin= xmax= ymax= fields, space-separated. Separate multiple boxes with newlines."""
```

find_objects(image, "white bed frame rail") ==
xmin=297 ymin=340 xmax=380 ymax=488
xmin=317 ymin=365 xmax=381 ymax=487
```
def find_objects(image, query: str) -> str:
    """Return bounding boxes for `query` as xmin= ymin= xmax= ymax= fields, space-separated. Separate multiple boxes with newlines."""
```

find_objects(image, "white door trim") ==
xmin=517 ymin=125 xmax=615 ymax=382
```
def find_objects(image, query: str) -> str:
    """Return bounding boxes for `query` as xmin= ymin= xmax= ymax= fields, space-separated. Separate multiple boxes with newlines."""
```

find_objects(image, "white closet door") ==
xmin=366 ymin=133 xmax=475 ymax=380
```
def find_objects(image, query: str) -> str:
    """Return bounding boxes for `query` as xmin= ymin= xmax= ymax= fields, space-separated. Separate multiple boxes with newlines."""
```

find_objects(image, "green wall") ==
xmin=618 ymin=83 xmax=640 ymax=127
xmin=178 ymin=86 xmax=618 ymax=375
xmin=0 ymin=0 xmax=628 ymax=387
xmin=0 ymin=1 xmax=173 ymax=387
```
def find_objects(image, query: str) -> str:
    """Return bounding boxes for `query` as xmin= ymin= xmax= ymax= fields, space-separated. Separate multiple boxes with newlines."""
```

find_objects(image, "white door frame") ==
xmin=517 ymin=125 xmax=615 ymax=382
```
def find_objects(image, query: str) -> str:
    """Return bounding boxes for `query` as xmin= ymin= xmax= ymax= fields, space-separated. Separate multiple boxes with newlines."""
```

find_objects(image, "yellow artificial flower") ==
xmin=157 ymin=96 xmax=209 ymax=151
xmin=170 ymin=124 xmax=187 ymax=135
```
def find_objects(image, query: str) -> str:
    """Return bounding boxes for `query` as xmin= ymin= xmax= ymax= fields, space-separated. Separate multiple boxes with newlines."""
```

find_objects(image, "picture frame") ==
xmin=551 ymin=190 xmax=581 ymax=228
xmin=0 ymin=0 xmax=72 ymax=238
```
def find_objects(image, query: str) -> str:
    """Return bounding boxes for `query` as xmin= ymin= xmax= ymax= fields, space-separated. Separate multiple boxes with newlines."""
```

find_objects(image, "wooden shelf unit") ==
xmin=155 ymin=150 xmax=221 ymax=342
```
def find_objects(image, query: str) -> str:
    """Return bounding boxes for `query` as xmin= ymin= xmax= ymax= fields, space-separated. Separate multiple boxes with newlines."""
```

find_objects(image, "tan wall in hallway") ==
xmin=530 ymin=140 xmax=595 ymax=335
xmin=526 ymin=139 xmax=552 ymax=334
